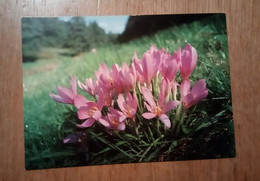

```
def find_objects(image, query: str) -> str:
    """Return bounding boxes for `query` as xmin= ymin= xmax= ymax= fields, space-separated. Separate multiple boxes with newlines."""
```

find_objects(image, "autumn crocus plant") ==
xmin=50 ymin=43 xmax=208 ymax=142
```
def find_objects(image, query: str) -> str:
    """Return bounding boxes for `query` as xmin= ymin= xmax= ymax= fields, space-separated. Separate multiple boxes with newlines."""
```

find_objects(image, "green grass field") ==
xmin=23 ymin=14 xmax=235 ymax=169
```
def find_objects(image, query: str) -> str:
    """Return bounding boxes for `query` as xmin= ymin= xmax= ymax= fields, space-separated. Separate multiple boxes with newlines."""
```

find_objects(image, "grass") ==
xmin=23 ymin=14 xmax=235 ymax=169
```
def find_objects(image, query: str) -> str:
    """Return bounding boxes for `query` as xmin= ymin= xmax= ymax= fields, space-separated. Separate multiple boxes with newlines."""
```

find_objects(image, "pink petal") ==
xmin=119 ymin=115 xmax=127 ymax=122
xmin=190 ymin=79 xmax=206 ymax=96
xmin=142 ymin=52 xmax=154 ymax=83
xmin=129 ymin=64 xmax=137 ymax=81
xmin=118 ymin=122 xmax=126 ymax=130
xmin=194 ymin=90 xmax=208 ymax=104
xmin=57 ymin=86 xmax=74 ymax=102
xmin=180 ymin=44 xmax=197 ymax=79
xmin=96 ymin=93 xmax=106 ymax=109
xmin=161 ymin=57 xmax=179 ymax=81
xmin=180 ymin=79 xmax=191 ymax=98
xmin=144 ymin=102 xmax=153 ymax=112
xmin=182 ymin=93 xmax=195 ymax=109
xmin=141 ymin=87 xmax=156 ymax=107
xmin=142 ymin=112 xmax=156 ymax=119
xmin=129 ymin=108 xmax=137 ymax=118
xmin=162 ymin=100 xmax=180 ymax=113
xmin=109 ymin=107 xmax=123 ymax=117
xmin=85 ymin=78 xmax=93 ymax=88
xmin=158 ymin=79 xmax=170 ymax=107
xmin=85 ymin=78 xmax=95 ymax=95
xmin=126 ymin=93 xmax=137 ymax=110
xmin=49 ymin=94 xmax=69 ymax=104
xmin=78 ymin=107 xmax=90 ymax=120
xmin=171 ymin=82 xmax=178 ymax=95
xmin=78 ymin=80 xmax=86 ymax=90
xmin=133 ymin=52 xmax=142 ymax=75
xmin=122 ymin=62 xmax=129 ymax=70
xmin=125 ymin=93 xmax=132 ymax=103
xmin=92 ymin=110 xmax=102 ymax=120
xmin=158 ymin=91 xmax=165 ymax=108
xmin=149 ymin=44 xmax=157 ymax=52
xmin=159 ymin=114 xmax=171 ymax=128
xmin=117 ymin=94 xmax=126 ymax=112
xmin=77 ymin=118 xmax=95 ymax=128
xmin=110 ymin=64 xmax=120 ymax=80
xmin=100 ymin=63 xmax=109 ymax=76
xmin=132 ymin=94 xmax=138 ymax=110
xmin=173 ymin=48 xmax=181 ymax=63
xmin=70 ymin=76 xmax=77 ymax=95
xmin=99 ymin=118 xmax=110 ymax=127
xmin=74 ymin=95 xmax=89 ymax=109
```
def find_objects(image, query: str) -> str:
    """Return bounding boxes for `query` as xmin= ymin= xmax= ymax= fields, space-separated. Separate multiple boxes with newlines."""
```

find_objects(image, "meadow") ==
xmin=23 ymin=14 xmax=235 ymax=169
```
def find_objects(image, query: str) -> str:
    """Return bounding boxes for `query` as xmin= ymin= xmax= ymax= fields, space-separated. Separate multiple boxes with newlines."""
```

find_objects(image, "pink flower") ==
xmin=78 ymin=78 xmax=96 ymax=96
xmin=180 ymin=79 xmax=208 ymax=109
xmin=117 ymin=93 xmax=138 ymax=121
xmin=118 ymin=63 xmax=137 ymax=93
xmin=160 ymin=54 xmax=180 ymax=82
xmin=173 ymin=48 xmax=181 ymax=63
xmin=133 ymin=45 xmax=161 ymax=84
xmin=96 ymin=87 xmax=113 ymax=106
xmin=99 ymin=108 xmax=126 ymax=130
xmin=141 ymin=87 xmax=179 ymax=128
xmin=95 ymin=63 xmax=119 ymax=92
xmin=49 ymin=76 xmax=77 ymax=104
xmin=180 ymin=44 xmax=197 ymax=80
xmin=73 ymin=94 xmax=89 ymax=109
xmin=159 ymin=79 xmax=171 ymax=102
xmin=75 ymin=95 xmax=103 ymax=128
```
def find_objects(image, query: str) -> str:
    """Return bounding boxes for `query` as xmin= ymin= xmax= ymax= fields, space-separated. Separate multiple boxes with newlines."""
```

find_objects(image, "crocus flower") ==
xmin=159 ymin=79 xmax=171 ymax=103
xmin=142 ymin=87 xmax=179 ymax=128
xmin=118 ymin=63 xmax=137 ymax=93
xmin=75 ymin=96 xmax=103 ymax=128
xmin=99 ymin=108 xmax=126 ymax=130
xmin=117 ymin=93 xmax=138 ymax=121
xmin=180 ymin=44 xmax=197 ymax=80
xmin=73 ymin=94 xmax=89 ymax=109
xmin=160 ymin=55 xmax=180 ymax=82
xmin=95 ymin=63 xmax=119 ymax=92
xmin=173 ymin=48 xmax=181 ymax=63
xmin=180 ymin=79 xmax=208 ymax=109
xmin=133 ymin=45 xmax=161 ymax=84
xmin=78 ymin=78 xmax=96 ymax=96
xmin=96 ymin=87 xmax=113 ymax=106
xmin=63 ymin=131 xmax=86 ymax=144
xmin=49 ymin=76 xmax=77 ymax=104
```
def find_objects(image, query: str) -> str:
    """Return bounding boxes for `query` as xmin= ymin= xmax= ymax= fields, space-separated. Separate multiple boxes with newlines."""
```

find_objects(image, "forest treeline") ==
xmin=22 ymin=17 xmax=118 ymax=62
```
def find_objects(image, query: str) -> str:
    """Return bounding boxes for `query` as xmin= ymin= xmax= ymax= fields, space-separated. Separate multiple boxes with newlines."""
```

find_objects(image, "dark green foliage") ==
xmin=22 ymin=18 xmax=68 ymax=62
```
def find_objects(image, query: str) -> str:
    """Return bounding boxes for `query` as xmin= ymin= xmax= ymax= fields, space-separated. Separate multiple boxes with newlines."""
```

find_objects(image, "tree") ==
xmin=64 ymin=17 xmax=90 ymax=56
xmin=22 ymin=18 xmax=68 ymax=62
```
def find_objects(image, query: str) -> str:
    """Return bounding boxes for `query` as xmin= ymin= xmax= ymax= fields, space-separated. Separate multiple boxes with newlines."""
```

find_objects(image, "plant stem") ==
xmin=156 ymin=117 xmax=161 ymax=136
xmin=133 ymin=117 xmax=140 ymax=138
xmin=175 ymin=109 xmax=187 ymax=136
xmin=172 ymin=104 xmax=182 ymax=133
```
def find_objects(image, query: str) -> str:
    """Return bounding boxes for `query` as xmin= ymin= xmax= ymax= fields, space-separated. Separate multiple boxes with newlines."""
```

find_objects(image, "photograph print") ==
xmin=22 ymin=13 xmax=235 ymax=170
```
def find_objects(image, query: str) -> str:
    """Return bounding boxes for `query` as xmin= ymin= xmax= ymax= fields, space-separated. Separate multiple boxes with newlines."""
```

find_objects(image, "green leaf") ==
xmin=194 ymin=122 xmax=212 ymax=133
xmin=181 ymin=125 xmax=191 ymax=135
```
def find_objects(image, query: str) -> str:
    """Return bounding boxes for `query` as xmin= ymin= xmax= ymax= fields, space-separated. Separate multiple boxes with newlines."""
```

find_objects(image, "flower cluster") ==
xmin=50 ymin=44 xmax=208 ymax=135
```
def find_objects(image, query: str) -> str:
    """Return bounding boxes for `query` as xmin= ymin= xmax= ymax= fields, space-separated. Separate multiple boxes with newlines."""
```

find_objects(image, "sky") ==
xmin=59 ymin=16 xmax=129 ymax=34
